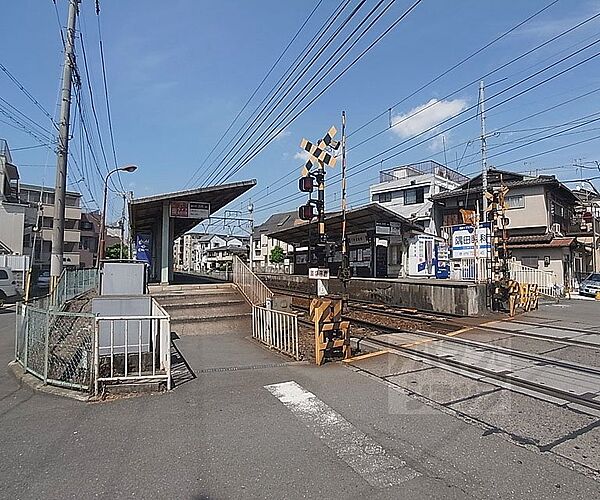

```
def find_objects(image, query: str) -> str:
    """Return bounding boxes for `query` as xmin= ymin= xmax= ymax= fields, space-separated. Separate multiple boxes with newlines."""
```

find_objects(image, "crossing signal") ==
xmin=299 ymin=203 xmax=315 ymax=221
xmin=299 ymin=176 xmax=314 ymax=193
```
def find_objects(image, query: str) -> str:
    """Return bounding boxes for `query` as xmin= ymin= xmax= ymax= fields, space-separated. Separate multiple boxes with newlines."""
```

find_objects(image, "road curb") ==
xmin=7 ymin=361 xmax=90 ymax=402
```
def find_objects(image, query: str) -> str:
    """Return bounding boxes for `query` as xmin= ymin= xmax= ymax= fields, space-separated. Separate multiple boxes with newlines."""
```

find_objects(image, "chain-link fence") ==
xmin=15 ymin=269 xmax=98 ymax=391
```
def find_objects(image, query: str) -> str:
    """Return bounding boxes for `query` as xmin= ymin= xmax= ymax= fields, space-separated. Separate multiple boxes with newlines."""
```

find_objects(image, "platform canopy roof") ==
xmin=267 ymin=203 xmax=421 ymax=246
xmin=130 ymin=180 xmax=256 ymax=239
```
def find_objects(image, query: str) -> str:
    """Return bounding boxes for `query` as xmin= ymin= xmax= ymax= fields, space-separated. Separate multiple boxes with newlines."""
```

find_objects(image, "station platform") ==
xmin=259 ymin=273 xmax=487 ymax=316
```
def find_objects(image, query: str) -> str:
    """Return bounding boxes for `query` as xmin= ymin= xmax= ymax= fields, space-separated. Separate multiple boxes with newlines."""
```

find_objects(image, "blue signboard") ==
xmin=435 ymin=244 xmax=450 ymax=279
xmin=135 ymin=233 xmax=152 ymax=265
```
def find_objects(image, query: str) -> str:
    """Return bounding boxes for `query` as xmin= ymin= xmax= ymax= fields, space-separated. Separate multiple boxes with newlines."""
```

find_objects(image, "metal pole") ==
xmin=119 ymin=193 xmax=126 ymax=260
xmin=50 ymin=0 xmax=79 ymax=289
xmin=340 ymin=111 xmax=349 ymax=310
xmin=98 ymin=177 xmax=109 ymax=269
xmin=479 ymin=81 xmax=488 ymax=215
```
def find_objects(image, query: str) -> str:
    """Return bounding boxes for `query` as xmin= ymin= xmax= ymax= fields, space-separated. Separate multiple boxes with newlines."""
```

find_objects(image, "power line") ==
xmin=95 ymin=3 xmax=124 ymax=191
xmin=211 ymin=0 xmax=425 ymax=186
xmin=182 ymin=0 xmax=326 ymax=189
xmin=197 ymin=0 xmax=373 ymax=187
xmin=346 ymin=0 xmax=562 ymax=139
xmin=186 ymin=0 xmax=356 ymax=188
xmin=252 ymin=46 xmax=600 ymax=214
xmin=240 ymin=1 xmax=593 ymax=207
xmin=0 ymin=62 xmax=58 ymax=128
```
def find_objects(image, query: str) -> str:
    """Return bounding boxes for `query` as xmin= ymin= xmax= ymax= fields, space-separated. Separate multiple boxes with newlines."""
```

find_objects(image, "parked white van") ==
xmin=0 ymin=267 xmax=21 ymax=307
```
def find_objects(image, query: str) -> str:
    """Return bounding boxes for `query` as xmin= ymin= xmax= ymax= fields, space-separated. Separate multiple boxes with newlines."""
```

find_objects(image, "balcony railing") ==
xmin=380 ymin=160 xmax=468 ymax=184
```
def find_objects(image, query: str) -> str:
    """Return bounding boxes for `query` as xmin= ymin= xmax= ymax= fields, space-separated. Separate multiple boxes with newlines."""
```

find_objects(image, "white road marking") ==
xmin=264 ymin=380 xmax=419 ymax=488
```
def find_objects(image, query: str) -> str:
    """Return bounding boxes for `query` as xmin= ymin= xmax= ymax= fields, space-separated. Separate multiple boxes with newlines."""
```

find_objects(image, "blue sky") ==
xmin=2 ymin=0 xmax=600 ymax=225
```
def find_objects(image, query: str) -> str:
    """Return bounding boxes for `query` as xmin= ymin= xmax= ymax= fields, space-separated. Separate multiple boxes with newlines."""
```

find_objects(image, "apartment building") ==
xmin=0 ymin=139 xmax=36 ymax=256
xmin=251 ymin=211 xmax=296 ymax=272
xmin=173 ymin=233 xmax=247 ymax=272
xmin=19 ymin=183 xmax=82 ymax=270
xmin=370 ymin=160 xmax=468 ymax=234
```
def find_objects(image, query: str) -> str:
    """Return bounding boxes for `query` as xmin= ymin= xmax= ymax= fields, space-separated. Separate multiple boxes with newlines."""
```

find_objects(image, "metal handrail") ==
xmin=232 ymin=255 xmax=274 ymax=306
xmin=252 ymin=304 xmax=299 ymax=360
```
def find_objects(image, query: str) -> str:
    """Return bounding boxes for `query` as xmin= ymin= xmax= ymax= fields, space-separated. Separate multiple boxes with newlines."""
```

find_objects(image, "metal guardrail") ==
xmin=93 ymin=298 xmax=171 ymax=395
xmin=508 ymin=260 xmax=558 ymax=297
xmin=252 ymin=304 xmax=299 ymax=360
xmin=232 ymin=255 xmax=273 ymax=306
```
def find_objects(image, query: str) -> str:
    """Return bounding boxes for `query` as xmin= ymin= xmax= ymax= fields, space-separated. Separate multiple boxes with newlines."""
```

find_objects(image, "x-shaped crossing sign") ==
xmin=300 ymin=126 xmax=340 ymax=175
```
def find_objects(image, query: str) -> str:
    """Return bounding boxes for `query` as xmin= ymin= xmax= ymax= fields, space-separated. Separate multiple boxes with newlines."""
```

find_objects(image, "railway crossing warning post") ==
xmin=297 ymin=125 xmax=351 ymax=364
xmin=298 ymin=125 xmax=340 ymax=297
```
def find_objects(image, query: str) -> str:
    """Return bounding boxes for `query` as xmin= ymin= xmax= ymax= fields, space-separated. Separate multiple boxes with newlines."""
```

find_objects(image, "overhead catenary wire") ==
xmin=210 ymin=0 xmax=425 ymax=187
xmin=186 ymin=0 xmax=355 ymax=188
xmin=346 ymin=0 xmax=562 ymax=139
xmin=240 ymin=3 xmax=597 ymax=208
xmin=198 ymin=0 xmax=376 ymax=188
xmin=182 ymin=0 xmax=327 ymax=189
xmin=251 ymin=46 xmax=600 ymax=214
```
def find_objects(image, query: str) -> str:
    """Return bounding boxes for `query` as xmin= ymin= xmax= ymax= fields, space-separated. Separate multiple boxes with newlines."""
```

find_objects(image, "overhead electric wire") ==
xmin=77 ymin=30 xmax=120 ymax=194
xmin=210 ymin=0 xmax=425 ymax=187
xmin=182 ymin=0 xmax=326 ymax=189
xmin=95 ymin=5 xmax=125 ymax=192
xmin=185 ymin=0 xmax=354 ymax=188
xmin=346 ymin=9 xmax=600 ymax=153
xmin=252 ymin=45 xmax=600 ymax=213
xmin=346 ymin=0 xmax=562 ymax=139
xmin=241 ymin=3 xmax=596 ymax=207
xmin=198 ymin=0 xmax=375 ymax=187
xmin=0 ymin=62 xmax=58 ymax=129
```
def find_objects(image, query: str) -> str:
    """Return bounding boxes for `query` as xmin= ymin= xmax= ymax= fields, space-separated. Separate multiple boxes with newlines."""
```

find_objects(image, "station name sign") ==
xmin=169 ymin=201 xmax=210 ymax=219
xmin=308 ymin=267 xmax=330 ymax=280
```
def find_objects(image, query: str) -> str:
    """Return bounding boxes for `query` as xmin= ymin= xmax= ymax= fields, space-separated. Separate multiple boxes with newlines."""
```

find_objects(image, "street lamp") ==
xmin=98 ymin=165 xmax=137 ymax=268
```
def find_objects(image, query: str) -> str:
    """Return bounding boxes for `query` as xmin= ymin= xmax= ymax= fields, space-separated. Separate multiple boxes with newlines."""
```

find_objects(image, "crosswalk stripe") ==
xmin=265 ymin=381 xmax=419 ymax=488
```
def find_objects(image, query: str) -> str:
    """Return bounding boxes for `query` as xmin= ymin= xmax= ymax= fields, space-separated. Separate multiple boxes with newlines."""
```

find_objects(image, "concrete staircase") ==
xmin=150 ymin=283 xmax=251 ymax=336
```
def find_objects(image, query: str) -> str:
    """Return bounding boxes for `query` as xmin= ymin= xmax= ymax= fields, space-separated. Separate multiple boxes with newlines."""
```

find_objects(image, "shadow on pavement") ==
xmin=170 ymin=332 xmax=197 ymax=387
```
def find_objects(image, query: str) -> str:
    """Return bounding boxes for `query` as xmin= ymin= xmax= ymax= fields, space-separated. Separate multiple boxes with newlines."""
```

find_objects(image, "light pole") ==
xmin=98 ymin=165 xmax=137 ymax=268
xmin=248 ymin=202 xmax=254 ymax=272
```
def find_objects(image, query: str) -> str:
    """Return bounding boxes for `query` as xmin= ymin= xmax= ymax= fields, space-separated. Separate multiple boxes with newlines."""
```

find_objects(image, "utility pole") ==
xmin=479 ymin=80 xmax=488 ymax=215
xmin=119 ymin=192 xmax=126 ymax=260
xmin=340 ymin=111 xmax=350 ymax=311
xmin=51 ymin=0 xmax=79 ymax=289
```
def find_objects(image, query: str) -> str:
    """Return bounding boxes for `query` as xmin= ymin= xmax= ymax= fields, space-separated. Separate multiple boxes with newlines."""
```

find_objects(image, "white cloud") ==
xmin=428 ymin=133 xmax=447 ymax=152
xmin=391 ymin=98 xmax=467 ymax=139
xmin=274 ymin=128 xmax=291 ymax=141
xmin=294 ymin=151 xmax=310 ymax=162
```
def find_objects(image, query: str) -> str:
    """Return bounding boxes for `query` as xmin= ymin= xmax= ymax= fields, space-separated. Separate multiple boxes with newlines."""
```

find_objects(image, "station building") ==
xmin=266 ymin=204 xmax=432 ymax=279
xmin=129 ymin=180 xmax=255 ymax=284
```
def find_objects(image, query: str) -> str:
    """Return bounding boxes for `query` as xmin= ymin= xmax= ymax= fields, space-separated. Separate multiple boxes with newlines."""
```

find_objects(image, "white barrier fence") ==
xmin=252 ymin=304 xmax=299 ymax=360
xmin=453 ymin=257 xmax=488 ymax=282
xmin=93 ymin=298 xmax=171 ymax=394
xmin=232 ymin=255 xmax=273 ymax=306
xmin=508 ymin=260 xmax=558 ymax=297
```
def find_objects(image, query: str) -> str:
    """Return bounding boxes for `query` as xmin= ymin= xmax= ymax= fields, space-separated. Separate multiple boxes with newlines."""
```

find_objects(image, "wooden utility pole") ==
xmin=51 ymin=0 xmax=79 ymax=288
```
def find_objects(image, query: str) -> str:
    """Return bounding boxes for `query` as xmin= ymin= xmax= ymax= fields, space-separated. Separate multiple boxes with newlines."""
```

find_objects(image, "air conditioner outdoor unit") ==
xmin=551 ymin=223 xmax=562 ymax=235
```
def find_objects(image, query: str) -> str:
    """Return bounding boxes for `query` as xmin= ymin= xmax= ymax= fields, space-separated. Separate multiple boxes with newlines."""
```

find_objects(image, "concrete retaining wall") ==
xmin=259 ymin=274 xmax=487 ymax=317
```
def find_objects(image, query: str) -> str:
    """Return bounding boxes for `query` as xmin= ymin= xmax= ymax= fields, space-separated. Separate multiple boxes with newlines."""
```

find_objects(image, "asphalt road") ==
xmin=1 ymin=303 xmax=600 ymax=499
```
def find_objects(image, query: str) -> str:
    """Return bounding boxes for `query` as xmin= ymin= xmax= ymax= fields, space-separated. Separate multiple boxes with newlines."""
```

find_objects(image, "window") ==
xmin=521 ymin=256 xmax=539 ymax=269
xmin=0 ymin=270 xmax=8 ymax=280
xmin=505 ymin=195 xmax=524 ymax=209
xmin=80 ymin=221 xmax=93 ymax=231
xmin=378 ymin=192 xmax=392 ymax=203
xmin=404 ymin=187 xmax=425 ymax=205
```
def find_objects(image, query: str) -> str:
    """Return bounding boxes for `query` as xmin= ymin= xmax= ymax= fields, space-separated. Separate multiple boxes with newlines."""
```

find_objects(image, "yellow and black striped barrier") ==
xmin=310 ymin=296 xmax=351 ymax=365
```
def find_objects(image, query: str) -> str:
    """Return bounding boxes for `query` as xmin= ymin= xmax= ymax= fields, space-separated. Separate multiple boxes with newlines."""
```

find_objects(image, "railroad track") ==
xmin=298 ymin=309 xmax=600 ymax=413
xmin=277 ymin=287 xmax=600 ymax=352
xmin=362 ymin=334 xmax=600 ymax=415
